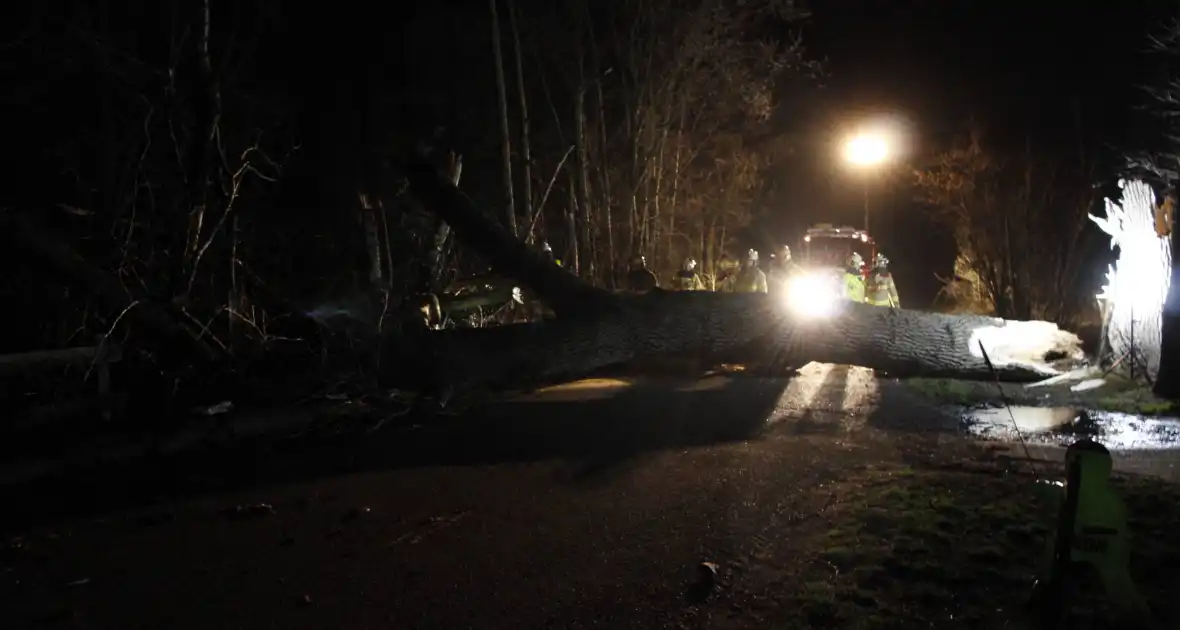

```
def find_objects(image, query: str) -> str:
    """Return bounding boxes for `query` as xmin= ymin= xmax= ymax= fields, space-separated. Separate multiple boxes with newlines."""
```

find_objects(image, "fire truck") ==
xmin=781 ymin=224 xmax=876 ymax=317
xmin=801 ymin=223 xmax=876 ymax=278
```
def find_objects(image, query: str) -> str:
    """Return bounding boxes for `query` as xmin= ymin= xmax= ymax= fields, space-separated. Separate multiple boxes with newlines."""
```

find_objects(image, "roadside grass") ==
xmin=1092 ymin=377 xmax=1178 ymax=415
xmin=902 ymin=377 xmax=986 ymax=406
xmin=901 ymin=375 xmax=1177 ymax=416
xmin=772 ymin=463 xmax=1180 ymax=629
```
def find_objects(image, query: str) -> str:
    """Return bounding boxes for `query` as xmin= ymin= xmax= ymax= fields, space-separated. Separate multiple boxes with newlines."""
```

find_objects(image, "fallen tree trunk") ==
xmin=403 ymin=157 xmax=1083 ymax=388
xmin=438 ymin=286 xmax=521 ymax=314
xmin=410 ymin=291 xmax=1082 ymax=389
xmin=406 ymin=159 xmax=615 ymax=317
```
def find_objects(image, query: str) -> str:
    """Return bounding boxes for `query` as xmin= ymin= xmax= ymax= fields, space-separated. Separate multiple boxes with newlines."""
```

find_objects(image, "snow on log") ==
xmin=404 ymin=155 xmax=1083 ymax=388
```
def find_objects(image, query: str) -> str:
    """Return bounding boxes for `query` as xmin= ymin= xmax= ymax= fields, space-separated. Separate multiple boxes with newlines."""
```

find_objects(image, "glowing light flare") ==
xmin=838 ymin=115 xmax=913 ymax=170
xmin=783 ymin=272 xmax=840 ymax=318
xmin=1089 ymin=179 xmax=1172 ymax=379
xmin=843 ymin=134 xmax=889 ymax=167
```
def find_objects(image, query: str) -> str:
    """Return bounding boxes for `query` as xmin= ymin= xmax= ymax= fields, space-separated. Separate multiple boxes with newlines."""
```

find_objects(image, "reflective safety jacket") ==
xmin=734 ymin=266 xmax=769 ymax=293
xmin=842 ymin=271 xmax=865 ymax=302
xmin=866 ymin=271 xmax=900 ymax=307
xmin=673 ymin=270 xmax=705 ymax=291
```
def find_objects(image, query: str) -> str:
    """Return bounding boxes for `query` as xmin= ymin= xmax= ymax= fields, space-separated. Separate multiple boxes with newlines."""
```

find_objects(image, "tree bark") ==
xmin=574 ymin=51 xmax=595 ymax=280
xmin=406 ymin=159 xmax=613 ymax=317
xmin=490 ymin=0 xmax=518 ymax=237
xmin=423 ymin=153 xmax=463 ymax=292
xmin=438 ymin=286 xmax=520 ymax=315
xmin=1155 ymin=219 xmax=1179 ymax=398
xmin=507 ymin=0 xmax=535 ymax=243
xmin=180 ymin=0 xmax=222 ymax=297
xmin=403 ymin=159 xmax=1082 ymax=390
xmin=411 ymin=293 xmax=1081 ymax=390
xmin=358 ymin=192 xmax=383 ymax=286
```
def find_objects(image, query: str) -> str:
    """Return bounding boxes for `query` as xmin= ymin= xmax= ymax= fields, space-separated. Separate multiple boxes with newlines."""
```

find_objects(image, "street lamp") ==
xmin=842 ymin=132 xmax=892 ymax=233
xmin=843 ymin=134 xmax=889 ymax=168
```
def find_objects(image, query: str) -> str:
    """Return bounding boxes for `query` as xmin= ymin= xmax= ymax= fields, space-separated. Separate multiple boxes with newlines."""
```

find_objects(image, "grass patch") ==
xmin=769 ymin=464 xmax=1180 ymax=629
xmin=1092 ymin=378 xmax=1177 ymax=415
xmin=902 ymin=374 xmax=1177 ymax=417
xmin=902 ymin=378 xmax=988 ymax=405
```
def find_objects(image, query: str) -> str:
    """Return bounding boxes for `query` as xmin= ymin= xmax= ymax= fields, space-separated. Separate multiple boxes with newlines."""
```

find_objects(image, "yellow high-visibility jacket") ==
xmin=866 ymin=271 xmax=900 ymax=307
xmin=842 ymin=271 xmax=865 ymax=302
xmin=673 ymin=270 xmax=705 ymax=291
xmin=734 ymin=267 xmax=768 ymax=293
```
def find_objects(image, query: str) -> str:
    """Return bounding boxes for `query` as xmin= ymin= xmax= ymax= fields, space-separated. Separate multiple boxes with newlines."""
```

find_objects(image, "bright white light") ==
xmin=783 ymin=273 xmax=838 ymax=318
xmin=1089 ymin=179 xmax=1172 ymax=379
xmin=843 ymin=134 xmax=888 ymax=167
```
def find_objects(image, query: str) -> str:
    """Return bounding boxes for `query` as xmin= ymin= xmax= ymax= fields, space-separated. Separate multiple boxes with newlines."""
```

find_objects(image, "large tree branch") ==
xmin=406 ymin=158 xmax=618 ymax=316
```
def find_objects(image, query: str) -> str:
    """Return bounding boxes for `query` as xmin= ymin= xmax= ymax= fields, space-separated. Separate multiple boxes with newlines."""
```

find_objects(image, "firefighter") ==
xmin=866 ymin=253 xmax=901 ymax=308
xmin=842 ymin=252 xmax=866 ymax=303
xmin=768 ymin=244 xmax=802 ymax=295
xmin=674 ymin=257 xmax=705 ymax=291
xmin=626 ymin=254 xmax=659 ymax=293
xmin=539 ymin=241 xmax=562 ymax=267
xmin=715 ymin=253 xmax=740 ymax=292
xmin=734 ymin=249 xmax=769 ymax=293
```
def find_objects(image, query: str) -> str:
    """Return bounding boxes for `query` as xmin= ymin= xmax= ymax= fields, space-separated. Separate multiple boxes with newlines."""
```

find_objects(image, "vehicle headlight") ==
xmin=783 ymin=273 xmax=837 ymax=318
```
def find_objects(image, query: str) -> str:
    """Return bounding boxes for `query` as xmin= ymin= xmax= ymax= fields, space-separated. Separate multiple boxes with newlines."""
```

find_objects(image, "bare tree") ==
xmin=914 ymin=129 xmax=1097 ymax=326
xmin=490 ymin=0 xmax=519 ymax=238
xmin=1128 ymin=19 xmax=1180 ymax=397
xmin=507 ymin=0 xmax=535 ymax=243
xmin=515 ymin=0 xmax=816 ymax=286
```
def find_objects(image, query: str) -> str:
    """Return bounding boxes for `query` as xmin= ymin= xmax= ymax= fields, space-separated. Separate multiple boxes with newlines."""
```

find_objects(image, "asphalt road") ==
xmin=0 ymin=365 xmax=998 ymax=629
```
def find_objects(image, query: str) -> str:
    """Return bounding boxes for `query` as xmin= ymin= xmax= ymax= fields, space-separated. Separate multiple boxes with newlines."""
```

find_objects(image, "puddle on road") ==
xmin=963 ymin=406 xmax=1180 ymax=450
xmin=510 ymin=378 xmax=634 ymax=402
xmin=962 ymin=406 xmax=1180 ymax=482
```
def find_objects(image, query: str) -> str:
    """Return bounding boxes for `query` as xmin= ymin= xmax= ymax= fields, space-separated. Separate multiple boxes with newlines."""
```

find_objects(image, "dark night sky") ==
xmin=760 ymin=0 xmax=1175 ymax=304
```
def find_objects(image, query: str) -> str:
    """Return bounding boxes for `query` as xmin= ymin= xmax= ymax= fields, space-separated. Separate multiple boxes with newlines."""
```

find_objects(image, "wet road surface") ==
xmin=0 ymin=364 xmax=1173 ymax=628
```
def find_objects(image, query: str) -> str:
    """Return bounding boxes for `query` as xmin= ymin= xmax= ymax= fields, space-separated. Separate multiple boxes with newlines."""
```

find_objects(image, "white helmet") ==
xmin=540 ymin=241 xmax=553 ymax=254
xmin=682 ymin=257 xmax=698 ymax=272
xmin=875 ymin=253 xmax=890 ymax=268
xmin=747 ymin=249 xmax=759 ymax=262
xmin=847 ymin=252 xmax=864 ymax=269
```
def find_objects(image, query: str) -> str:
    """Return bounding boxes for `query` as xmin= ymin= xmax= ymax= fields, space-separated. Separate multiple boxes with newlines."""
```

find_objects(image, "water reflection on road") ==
xmin=963 ymin=405 xmax=1180 ymax=482
xmin=504 ymin=368 xmax=1180 ymax=482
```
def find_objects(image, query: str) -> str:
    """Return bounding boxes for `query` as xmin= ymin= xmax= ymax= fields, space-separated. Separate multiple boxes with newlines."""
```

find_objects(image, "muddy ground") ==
xmin=2 ymin=364 xmax=1178 ymax=629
